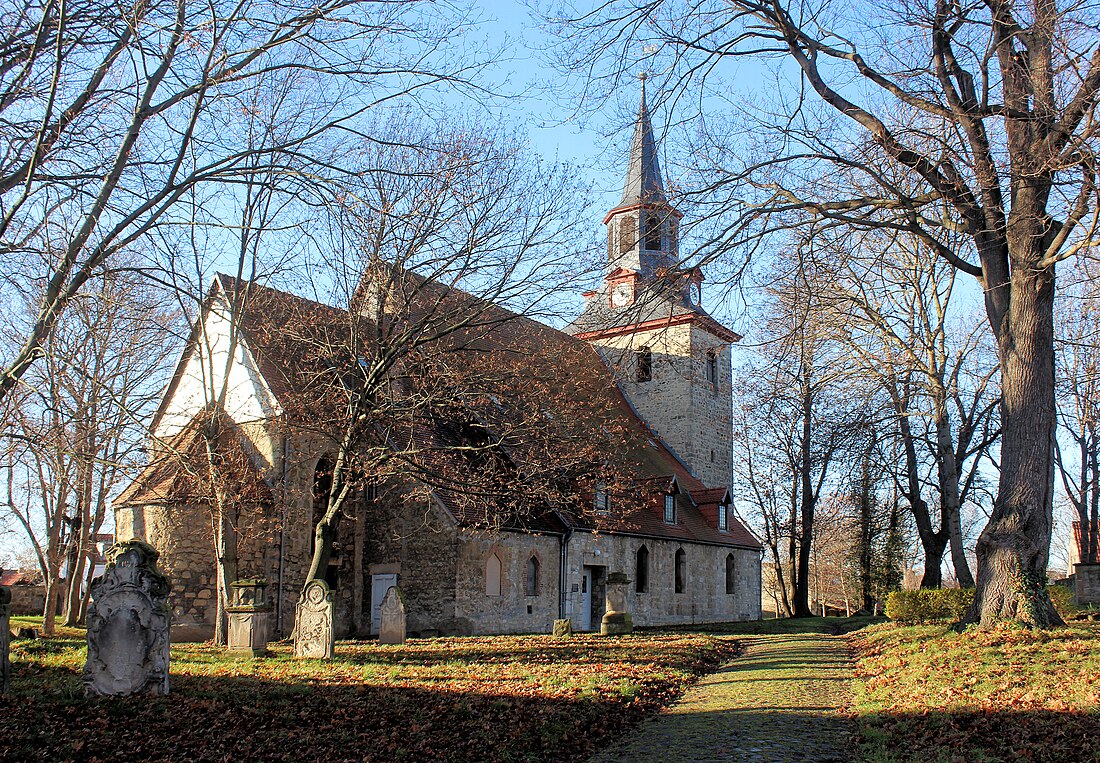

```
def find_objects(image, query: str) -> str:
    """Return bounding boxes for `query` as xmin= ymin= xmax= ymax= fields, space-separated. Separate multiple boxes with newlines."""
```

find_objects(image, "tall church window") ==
xmin=725 ymin=554 xmax=736 ymax=595
xmin=674 ymin=548 xmax=686 ymax=593
xmin=485 ymin=554 xmax=502 ymax=596
xmin=525 ymin=556 xmax=540 ymax=596
xmin=664 ymin=494 xmax=677 ymax=524
xmin=636 ymin=346 xmax=652 ymax=382
xmin=644 ymin=214 xmax=662 ymax=250
xmin=706 ymin=350 xmax=719 ymax=385
xmin=618 ymin=216 xmax=636 ymax=254
xmin=636 ymin=546 xmax=649 ymax=593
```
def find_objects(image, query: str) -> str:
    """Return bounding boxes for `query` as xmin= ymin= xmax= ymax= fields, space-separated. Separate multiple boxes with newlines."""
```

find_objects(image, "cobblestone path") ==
xmin=587 ymin=632 xmax=853 ymax=763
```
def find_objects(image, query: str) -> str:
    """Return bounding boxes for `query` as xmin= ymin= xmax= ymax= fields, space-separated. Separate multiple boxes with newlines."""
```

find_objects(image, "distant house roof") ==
xmin=120 ymin=274 xmax=760 ymax=551
xmin=0 ymin=570 xmax=40 ymax=586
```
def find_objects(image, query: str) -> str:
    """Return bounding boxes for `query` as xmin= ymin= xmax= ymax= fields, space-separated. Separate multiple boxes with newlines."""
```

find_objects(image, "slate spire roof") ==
xmin=619 ymin=74 xmax=667 ymax=207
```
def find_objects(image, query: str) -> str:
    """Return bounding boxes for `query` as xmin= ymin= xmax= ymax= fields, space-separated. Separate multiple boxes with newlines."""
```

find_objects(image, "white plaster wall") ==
xmin=155 ymin=292 xmax=281 ymax=442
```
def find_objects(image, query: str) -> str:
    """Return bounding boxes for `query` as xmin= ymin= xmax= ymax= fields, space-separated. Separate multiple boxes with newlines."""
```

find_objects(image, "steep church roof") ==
xmin=617 ymin=75 xmax=667 ymax=208
xmin=124 ymin=274 xmax=759 ymax=550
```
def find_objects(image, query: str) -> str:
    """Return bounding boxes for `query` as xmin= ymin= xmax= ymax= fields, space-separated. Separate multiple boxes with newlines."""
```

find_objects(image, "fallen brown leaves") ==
xmin=0 ymin=631 xmax=737 ymax=763
xmin=849 ymin=622 xmax=1100 ymax=763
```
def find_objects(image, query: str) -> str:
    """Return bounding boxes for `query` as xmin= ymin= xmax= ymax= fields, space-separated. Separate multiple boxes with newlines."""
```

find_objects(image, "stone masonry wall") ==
xmin=595 ymin=322 xmax=734 ymax=489
xmin=454 ymin=531 xmax=561 ymax=635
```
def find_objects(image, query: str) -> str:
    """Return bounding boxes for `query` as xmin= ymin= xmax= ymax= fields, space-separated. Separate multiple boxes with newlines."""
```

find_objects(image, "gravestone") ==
xmin=294 ymin=579 xmax=334 ymax=659
xmin=84 ymin=540 xmax=171 ymax=697
xmin=378 ymin=586 xmax=406 ymax=645
xmin=600 ymin=571 xmax=633 ymax=636
xmin=227 ymin=579 xmax=270 ymax=657
xmin=552 ymin=618 xmax=573 ymax=638
xmin=0 ymin=585 xmax=10 ymax=695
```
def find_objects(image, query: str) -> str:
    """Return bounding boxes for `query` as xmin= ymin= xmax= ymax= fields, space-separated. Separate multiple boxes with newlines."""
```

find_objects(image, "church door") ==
xmin=370 ymin=573 xmax=398 ymax=636
xmin=579 ymin=569 xmax=593 ymax=631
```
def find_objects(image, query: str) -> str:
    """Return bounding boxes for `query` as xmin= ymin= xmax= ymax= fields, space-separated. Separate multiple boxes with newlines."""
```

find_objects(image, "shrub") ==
xmin=1047 ymin=584 xmax=1077 ymax=620
xmin=885 ymin=588 xmax=974 ymax=624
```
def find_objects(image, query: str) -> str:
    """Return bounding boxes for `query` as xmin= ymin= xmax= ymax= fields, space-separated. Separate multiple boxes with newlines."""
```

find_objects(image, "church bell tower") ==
xmin=567 ymin=77 xmax=740 ymax=489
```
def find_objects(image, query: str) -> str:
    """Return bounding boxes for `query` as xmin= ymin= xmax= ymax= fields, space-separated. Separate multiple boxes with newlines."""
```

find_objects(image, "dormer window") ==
xmin=664 ymin=494 xmax=676 ymax=524
xmin=595 ymin=483 xmax=611 ymax=514
xmin=706 ymin=350 xmax=719 ymax=385
xmin=636 ymin=346 xmax=652 ymax=382
xmin=644 ymin=214 xmax=662 ymax=251
xmin=718 ymin=502 xmax=729 ymax=531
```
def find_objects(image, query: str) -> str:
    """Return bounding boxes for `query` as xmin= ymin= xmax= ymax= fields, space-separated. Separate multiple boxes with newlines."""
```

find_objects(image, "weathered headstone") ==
xmin=378 ymin=586 xmax=406 ymax=645
xmin=601 ymin=572 xmax=633 ymax=636
xmin=294 ymin=579 xmax=334 ymax=659
xmin=552 ymin=618 xmax=573 ymax=638
xmin=84 ymin=540 xmax=171 ymax=697
xmin=227 ymin=579 xmax=270 ymax=657
xmin=0 ymin=585 xmax=11 ymax=695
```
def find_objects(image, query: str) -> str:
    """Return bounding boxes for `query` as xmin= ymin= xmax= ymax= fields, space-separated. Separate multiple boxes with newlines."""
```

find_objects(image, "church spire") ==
xmin=620 ymin=73 xmax=667 ymax=206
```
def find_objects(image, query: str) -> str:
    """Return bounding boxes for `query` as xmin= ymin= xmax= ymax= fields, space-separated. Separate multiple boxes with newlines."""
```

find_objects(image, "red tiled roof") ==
xmin=131 ymin=274 xmax=760 ymax=550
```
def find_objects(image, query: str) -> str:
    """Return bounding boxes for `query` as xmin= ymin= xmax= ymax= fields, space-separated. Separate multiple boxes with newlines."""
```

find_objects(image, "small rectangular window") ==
xmin=595 ymin=485 xmax=610 ymax=514
xmin=664 ymin=494 xmax=676 ymax=524
xmin=706 ymin=350 xmax=719 ymax=385
xmin=718 ymin=505 xmax=728 ymax=531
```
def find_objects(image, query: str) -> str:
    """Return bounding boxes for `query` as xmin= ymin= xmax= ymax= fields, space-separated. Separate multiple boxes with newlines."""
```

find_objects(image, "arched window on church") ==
xmin=635 ymin=546 xmax=649 ymax=593
xmin=525 ymin=556 xmax=540 ymax=596
xmin=636 ymin=346 xmax=652 ymax=382
xmin=644 ymin=214 xmax=662 ymax=251
xmin=674 ymin=548 xmax=686 ymax=593
xmin=669 ymin=217 xmax=678 ymax=253
xmin=725 ymin=553 xmax=737 ymax=595
xmin=485 ymin=553 xmax=502 ymax=597
xmin=619 ymin=216 xmax=637 ymax=255
xmin=311 ymin=455 xmax=339 ymax=590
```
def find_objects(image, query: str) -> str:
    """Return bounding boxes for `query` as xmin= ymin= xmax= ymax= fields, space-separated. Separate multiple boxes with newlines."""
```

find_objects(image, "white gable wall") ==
xmin=155 ymin=291 xmax=282 ymax=442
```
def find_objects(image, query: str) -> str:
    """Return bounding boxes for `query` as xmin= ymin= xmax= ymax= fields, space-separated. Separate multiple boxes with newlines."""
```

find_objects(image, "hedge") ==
xmin=886 ymin=585 xmax=1078 ymax=624
xmin=885 ymin=588 xmax=974 ymax=624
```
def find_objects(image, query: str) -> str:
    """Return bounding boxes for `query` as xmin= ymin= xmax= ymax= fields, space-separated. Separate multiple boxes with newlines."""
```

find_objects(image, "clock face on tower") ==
xmin=688 ymin=281 xmax=701 ymax=306
xmin=611 ymin=282 xmax=634 ymax=308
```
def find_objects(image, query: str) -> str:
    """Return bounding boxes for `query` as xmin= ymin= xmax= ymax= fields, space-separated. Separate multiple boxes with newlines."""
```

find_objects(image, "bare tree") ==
xmin=1055 ymin=258 xmax=1100 ymax=566
xmin=1 ymin=269 xmax=174 ymax=634
xmin=552 ymin=0 xmax=1100 ymax=625
xmin=819 ymin=229 xmax=1000 ymax=588
xmin=0 ymin=0 xmax=493 ymax=413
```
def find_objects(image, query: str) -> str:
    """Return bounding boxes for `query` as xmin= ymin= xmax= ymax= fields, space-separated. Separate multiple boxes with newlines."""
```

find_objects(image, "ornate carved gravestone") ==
xmin=552 ymin=618 xmax=573 ymax=638
xmin=227 ymin=579 xmax=270 ymax=657
xmin=601 ymin=572 xmax=633 ymax=636
xmin=294 ymin=579 xmax=334 ymax=659
xmin=378 ymin=586 xmax=406 ymax=645
xmin=84 ymin=540 xmax=171 ymax=697
xmin=0 ymin=584 xmax=11 ymax=695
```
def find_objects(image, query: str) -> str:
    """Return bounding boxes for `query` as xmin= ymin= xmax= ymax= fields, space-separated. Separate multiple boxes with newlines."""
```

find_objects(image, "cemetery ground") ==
xmin=1 ymin=616 xmax=1098 ymax=762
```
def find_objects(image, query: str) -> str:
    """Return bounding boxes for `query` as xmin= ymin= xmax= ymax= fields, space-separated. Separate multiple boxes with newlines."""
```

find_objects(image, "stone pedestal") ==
xmin=84 ymin=540 xmax=171 ymax=697
xmin=552 ymin=618 xmax=572 ymax=638
xmin=294 ymin=580 xmax=335 ymax=659
xmin=227 ymin=580 xmax=270 ymax=657
xmin=378 ymin=586 xmax=406 ymax=645
xmin=600 ymin=572 xmax=633 ymax=636
xmin=1075 ymin=563 xmax=1100 ymax=607
xmin=0 ymin=585 xmax=10 ymax=695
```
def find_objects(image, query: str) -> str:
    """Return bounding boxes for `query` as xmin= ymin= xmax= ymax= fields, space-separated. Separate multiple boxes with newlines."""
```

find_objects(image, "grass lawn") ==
xmin=850 ymin=621 xmax=1100 ymax=763
xmin=0 ymin=616 xmax=736 ymax=763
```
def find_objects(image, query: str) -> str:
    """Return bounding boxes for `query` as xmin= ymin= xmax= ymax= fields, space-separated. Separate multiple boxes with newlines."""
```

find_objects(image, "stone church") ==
xmin=115 ymin=87 xmax=763 ymax=640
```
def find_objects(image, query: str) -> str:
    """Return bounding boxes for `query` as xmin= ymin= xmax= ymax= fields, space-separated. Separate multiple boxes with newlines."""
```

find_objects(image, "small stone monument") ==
xmin=294 ymin=579 xmax=334 ymax=659
xmin=552 ymin=618 xmax=572 ymax=638
xmin=84 ymin=540 xmax=171 ymax=697
xmin=378 ymin=586 xmax=406 ymax=645
xmin=601 ymin=571 xmax=633 ymax=636
xmin=227 ymin=579 xmax=270 ymax=657
xmin=0 ymin=584 xmax=11 ymax=695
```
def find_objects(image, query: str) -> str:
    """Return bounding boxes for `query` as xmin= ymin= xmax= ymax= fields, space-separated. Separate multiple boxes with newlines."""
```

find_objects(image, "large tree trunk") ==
xmin=793 ymin=390 xmax=815 ymax=617
xmin=964 ymin=257 xmax=1062 ymax=626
